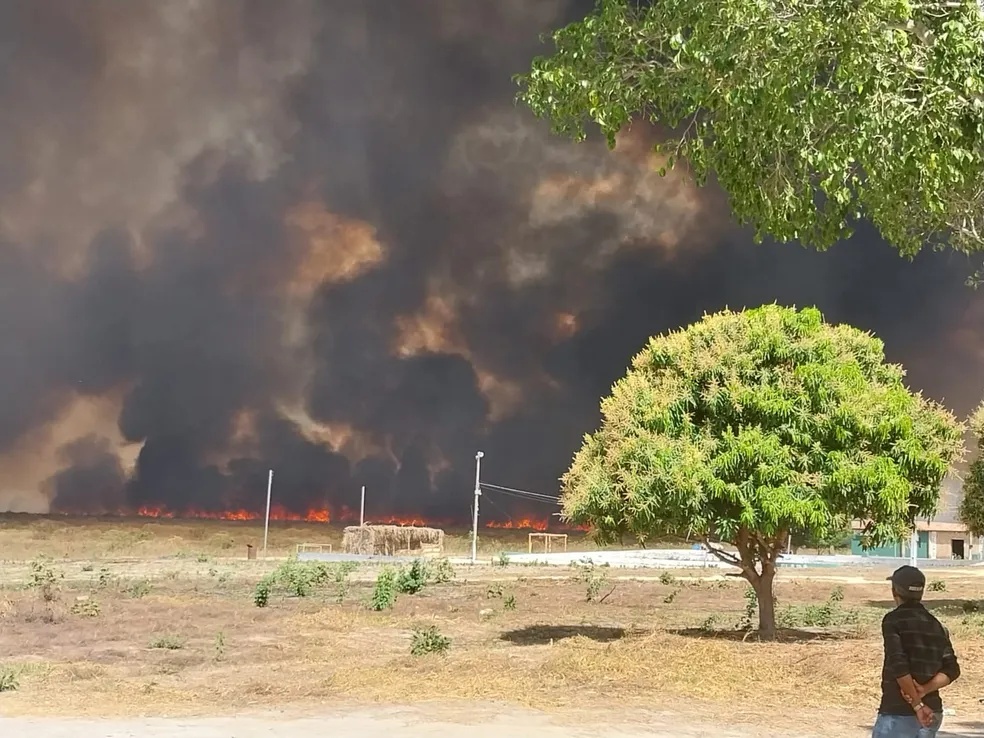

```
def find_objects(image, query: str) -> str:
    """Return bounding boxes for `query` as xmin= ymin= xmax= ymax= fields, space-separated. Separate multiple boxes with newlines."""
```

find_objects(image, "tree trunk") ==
xmin=703 ymin=528 xmax=783 ymax=639
xmin=751 ymin=566 xmax=777 ymax=640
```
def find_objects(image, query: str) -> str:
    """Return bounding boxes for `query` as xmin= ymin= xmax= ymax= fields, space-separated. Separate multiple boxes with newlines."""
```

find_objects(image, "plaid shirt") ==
xmin=879 ymin=601 xmax=961 ymax=715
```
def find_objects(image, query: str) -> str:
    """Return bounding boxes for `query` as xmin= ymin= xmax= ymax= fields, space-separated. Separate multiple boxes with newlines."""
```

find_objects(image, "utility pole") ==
xmin=360 ymin=485 xmax=366 ymax=527
xmin=263 ymin=469 xmax=274 ymax=554
xmin=471 ymin=451 xmax=484 ymax=565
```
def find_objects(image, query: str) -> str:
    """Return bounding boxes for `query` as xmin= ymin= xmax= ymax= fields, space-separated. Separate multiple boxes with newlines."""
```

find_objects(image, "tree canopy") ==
xmin=959 ymin=402 xmax=984 ymax=536
xmin=791 ymin=516 xmax=854 ymax=555
xmin=561 ymin=305 xmax=963 ymax=636
xmin=518 ymin=0 xmax=984 ymax=260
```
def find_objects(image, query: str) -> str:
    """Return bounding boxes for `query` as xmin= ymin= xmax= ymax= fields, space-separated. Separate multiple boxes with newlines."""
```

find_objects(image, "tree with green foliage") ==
xmin=518 ymin=0 xmax=984 ymax=261
xmin=791 ymin=516 xmax=854 ymax=555
xmin=960 ymin=403 xmax=984 ymax=537
xmin=561 ymin=305 xmax=963 ymax=637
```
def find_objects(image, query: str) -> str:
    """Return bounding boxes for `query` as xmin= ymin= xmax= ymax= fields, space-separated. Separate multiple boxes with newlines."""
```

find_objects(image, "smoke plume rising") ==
xmin=0 ymin=0 xmax=981 ymax=524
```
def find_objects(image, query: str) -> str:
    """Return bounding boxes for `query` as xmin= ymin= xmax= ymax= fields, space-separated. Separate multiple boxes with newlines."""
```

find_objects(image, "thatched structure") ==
xmin=342 ymin=524 xmax=445 ymax=556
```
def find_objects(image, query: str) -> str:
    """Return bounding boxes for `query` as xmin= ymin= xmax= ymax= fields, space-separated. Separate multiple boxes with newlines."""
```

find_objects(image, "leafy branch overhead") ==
xmin=518 ymin=0 xmax=984 ymax=258
xmin=560 ymin=305 xmax=963 ymax=636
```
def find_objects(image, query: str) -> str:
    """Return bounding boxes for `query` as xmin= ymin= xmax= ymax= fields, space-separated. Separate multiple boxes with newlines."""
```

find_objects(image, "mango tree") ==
xmin=561 ymin=305 xmax=963 ymax=637
xmin=518 ymin=0 xmax=984 ymax=262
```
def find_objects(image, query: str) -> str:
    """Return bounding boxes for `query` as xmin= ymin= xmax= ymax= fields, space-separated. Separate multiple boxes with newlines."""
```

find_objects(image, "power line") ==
xmin=481 ymin=490 xmax=559 ymax=504
xmin=480 ymin=483 xmax=560 ymax=505
xmin=485 ymin=488 xmax=558 ymax=505
xmin=480 ymin=481 xmax=559 ymax=499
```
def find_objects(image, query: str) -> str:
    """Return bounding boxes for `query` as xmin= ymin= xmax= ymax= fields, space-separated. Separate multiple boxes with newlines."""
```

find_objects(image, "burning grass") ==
xmin=0 ymin=515 xmax=600 ymax=560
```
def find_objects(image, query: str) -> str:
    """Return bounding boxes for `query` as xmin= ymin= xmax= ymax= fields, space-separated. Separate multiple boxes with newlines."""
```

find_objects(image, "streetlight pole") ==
xmin=263 ymin=469 xmax=274 ymax=554
xmin=471 ymin=451 xmax=484 ymax=565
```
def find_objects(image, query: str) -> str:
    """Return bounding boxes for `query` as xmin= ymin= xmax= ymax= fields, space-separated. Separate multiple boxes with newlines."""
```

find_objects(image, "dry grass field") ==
xmin=1 ymin=516 xmax=983 ymax=736
xmin=0 ymin=514 xmax=601 ymax=560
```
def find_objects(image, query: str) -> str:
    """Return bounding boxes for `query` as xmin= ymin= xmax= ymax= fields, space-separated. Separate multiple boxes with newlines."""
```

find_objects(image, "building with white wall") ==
xmin=850 ymin=476 xmax=979 ymax=560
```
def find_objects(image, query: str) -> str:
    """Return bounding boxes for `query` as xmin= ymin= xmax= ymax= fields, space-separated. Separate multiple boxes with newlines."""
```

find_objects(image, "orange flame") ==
xmin=486 ymin=518 xmax=549 ymax=532
xmin=135 ymin=504 xmax=322 ymax=522
xmin=119 ymin=505 xmax=580 ymax=531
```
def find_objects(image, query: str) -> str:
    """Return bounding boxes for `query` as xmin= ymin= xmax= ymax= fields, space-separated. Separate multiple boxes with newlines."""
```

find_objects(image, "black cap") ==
xmin=887 ymin=565 xmax=925 ymax=595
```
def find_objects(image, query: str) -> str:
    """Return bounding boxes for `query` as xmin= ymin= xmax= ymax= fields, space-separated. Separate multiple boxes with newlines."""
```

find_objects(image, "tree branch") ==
xmin=702 ymin=537 xmax=742 ymax=566
xmin=737 ymin=528 xmax=760 ymax=575
xmin=764 ymin=528 xmax=789 ymax=564
xmin=598 ymin=584 xmax=617 ymax=604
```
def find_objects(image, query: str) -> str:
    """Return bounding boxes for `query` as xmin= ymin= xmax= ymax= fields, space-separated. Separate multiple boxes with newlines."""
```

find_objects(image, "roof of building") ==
xmin=851 ymin=519 xmax=969 ymax=533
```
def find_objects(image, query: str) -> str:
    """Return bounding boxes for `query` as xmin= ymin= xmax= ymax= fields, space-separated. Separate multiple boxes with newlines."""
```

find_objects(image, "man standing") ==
xmin=872 ymin=565 xmax=961 ymax=738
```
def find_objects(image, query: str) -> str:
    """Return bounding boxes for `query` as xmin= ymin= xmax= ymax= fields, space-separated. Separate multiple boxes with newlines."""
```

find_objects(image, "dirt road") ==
xmin=0 ymin=705 xmax=784 ymax=738
xmin=1 ymin=704 xmax=980 ymax=738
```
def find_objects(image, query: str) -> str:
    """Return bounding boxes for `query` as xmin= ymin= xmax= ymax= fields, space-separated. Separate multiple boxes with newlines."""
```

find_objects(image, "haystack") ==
xmin=342 ymin=524 xmax=445 ymax=556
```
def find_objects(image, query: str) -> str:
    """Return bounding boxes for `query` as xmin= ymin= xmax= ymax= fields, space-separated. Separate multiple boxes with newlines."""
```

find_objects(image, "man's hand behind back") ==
xmin=915 ymin=704 xmax=935 ymax=728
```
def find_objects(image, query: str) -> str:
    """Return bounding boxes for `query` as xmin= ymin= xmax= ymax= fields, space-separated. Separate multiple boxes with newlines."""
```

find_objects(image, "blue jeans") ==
xmin=872 ymin=712 xmax=943 ymax=737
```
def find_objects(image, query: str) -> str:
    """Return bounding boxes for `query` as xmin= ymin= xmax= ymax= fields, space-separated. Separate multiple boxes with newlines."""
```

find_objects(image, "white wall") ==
xmin=933 ymin=531 xmax=972 ymax=559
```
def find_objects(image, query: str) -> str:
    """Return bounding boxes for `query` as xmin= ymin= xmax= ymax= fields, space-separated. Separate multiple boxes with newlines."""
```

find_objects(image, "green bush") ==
xmin=571 ymin=561 xmax=608 ymax=602
xmin=370 ymin=569 xmax=398 ymax=611
xmin=928 ymin=579 xmax=947 ymax=592
xmin=253 ymin=576 xmax=273 ymax=608
xmin=279 ymin=560 xmax=324 ymax=597
xmin=410 ymin=626 xmax=451 ymax=656
xmin=126 ymin=580 xmax=152 ymax=598
xmin=960 ymin=613 xmax=984 ymax=635
xmin=331 ymin=561 xmax=359 ymax=582
xmin=738 ymin=588 xmax=759 ymax=631
xmin=396 ymin=560 xmax=429 ymax=595
xmin=251 ymin=560 xmax=358 ymax=606
xmin=28 ymin=557 xmax=60 ymax=602
xmin=776 ymin=588 xmax=860 ymax=629
xmin=70 ymin=598 xmax=100 ymax=618
xmin=148 ymin=635 xmax=184 ymax=650
xmin=431 ymin=558 xmax=455 ymax=584
xmin=96 ymin=568 xmax=115 ymax=588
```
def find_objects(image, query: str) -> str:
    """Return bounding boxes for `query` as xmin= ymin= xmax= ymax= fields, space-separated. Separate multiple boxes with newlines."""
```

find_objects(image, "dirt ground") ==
xmin=1 ymin=517 xmax=983 ymax=736
xmin=2 ymin=705 xmax=983 ymax=738
xmin=0 ymin=704 xmax=842 ymax=738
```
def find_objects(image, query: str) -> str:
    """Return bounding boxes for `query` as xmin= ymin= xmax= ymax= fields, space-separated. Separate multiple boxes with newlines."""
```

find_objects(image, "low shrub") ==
xmin=370 ymin=569 xmax=398 ymax=611
xmin=396 ymin=560 xmax=430 ymax=594
xmin=148 ymin=635 xmax=184 ymax=650
xmin=410 ymin=626 xmax=451 ymax=656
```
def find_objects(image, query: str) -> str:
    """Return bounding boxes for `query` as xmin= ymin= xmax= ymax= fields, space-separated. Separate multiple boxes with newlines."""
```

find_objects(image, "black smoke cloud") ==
xmin=0 ymin=0 xmax=981 ymax=522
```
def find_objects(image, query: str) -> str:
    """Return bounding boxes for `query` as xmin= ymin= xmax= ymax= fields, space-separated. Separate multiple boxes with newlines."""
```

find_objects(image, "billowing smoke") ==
xmin=0 ymin=1 xmax=981 ymax=522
